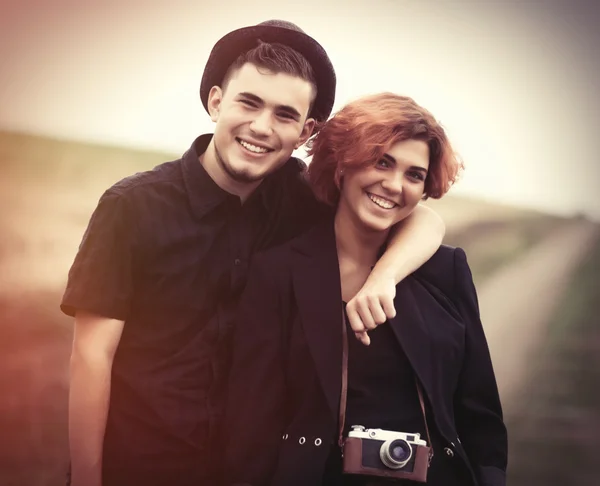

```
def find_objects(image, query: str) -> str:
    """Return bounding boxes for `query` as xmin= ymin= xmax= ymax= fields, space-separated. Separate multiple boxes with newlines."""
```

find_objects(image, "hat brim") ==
xmin=200 ymin=25 xmax=336 ymax=122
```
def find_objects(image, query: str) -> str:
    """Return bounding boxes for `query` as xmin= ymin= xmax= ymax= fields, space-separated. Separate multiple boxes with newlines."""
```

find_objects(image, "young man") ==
xmin=62 ymin=20 xmax=445 ymax=486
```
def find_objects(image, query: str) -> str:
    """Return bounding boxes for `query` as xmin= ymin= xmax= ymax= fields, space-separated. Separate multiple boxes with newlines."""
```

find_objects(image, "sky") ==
xmin=1 ymin=0 xmax=599 ymax=218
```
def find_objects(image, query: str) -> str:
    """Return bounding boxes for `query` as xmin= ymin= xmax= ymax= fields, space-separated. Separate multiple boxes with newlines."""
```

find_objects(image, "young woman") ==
xmin=223 ymin=93 xmax=507 ymax=486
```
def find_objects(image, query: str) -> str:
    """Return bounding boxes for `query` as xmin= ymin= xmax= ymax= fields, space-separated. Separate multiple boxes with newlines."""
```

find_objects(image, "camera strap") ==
xmin=338 ymin=310 xmax=434 ymax=464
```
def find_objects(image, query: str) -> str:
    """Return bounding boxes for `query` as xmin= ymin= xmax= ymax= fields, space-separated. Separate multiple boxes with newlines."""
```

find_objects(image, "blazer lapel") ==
xmin=291 ymin=219 xmax=343 ymax=420
xmin=388 ymin=278 xmax=435 ymax=407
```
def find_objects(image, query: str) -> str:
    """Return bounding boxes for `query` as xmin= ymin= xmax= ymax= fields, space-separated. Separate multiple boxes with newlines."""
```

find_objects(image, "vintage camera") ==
xmin=342 ymin=425 xmax=430 ymax=482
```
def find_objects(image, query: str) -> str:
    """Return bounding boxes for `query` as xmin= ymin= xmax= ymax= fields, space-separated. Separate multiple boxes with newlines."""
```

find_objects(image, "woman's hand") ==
xmin=345 ymin=269 xmax=397 ymax=345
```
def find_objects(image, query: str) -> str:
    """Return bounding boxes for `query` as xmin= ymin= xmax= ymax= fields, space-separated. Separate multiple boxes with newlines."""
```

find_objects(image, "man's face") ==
xmin=207 ymin=63 xmax=316 ymax=185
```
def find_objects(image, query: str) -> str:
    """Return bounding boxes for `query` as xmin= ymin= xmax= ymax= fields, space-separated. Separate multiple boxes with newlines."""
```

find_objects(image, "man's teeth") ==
xmin=238 ymin=139 xmax=269 ymax=153
xmin=368 ymin=193 xmax=396 ymax=209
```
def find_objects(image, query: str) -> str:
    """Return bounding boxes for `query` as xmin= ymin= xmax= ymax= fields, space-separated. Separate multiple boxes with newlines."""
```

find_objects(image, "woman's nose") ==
xmin=380 ymin=172 xmax=403 ymax=194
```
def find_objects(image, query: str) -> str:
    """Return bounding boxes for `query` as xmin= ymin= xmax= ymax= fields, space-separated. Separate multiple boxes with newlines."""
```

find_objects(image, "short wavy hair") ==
xmin=306 ymin=93 xmax=463 ymax=206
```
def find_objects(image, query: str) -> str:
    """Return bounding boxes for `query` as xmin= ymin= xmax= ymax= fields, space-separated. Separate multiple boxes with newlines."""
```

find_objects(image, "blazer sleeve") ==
xmin=452 ymin=248 xmax=508 ymax=486
xmin=223 ymin=253 xmax=288 ymax=486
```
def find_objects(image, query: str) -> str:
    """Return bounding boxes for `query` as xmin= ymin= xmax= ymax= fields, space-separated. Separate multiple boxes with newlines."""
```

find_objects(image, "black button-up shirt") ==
xmin=61 ymin=135 xmax=324 ymax=480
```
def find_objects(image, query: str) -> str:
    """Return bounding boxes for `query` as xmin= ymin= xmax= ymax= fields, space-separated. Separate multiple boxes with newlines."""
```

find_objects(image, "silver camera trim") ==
xmin=379 ymin=438 xmax=412 ymax=469
xmin=348 ymin=425 xmax=427 ymax=446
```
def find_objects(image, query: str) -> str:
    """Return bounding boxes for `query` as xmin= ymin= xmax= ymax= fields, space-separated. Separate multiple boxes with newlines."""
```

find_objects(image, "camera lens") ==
xmin=380 ymin=439 xmax=412 ymax=469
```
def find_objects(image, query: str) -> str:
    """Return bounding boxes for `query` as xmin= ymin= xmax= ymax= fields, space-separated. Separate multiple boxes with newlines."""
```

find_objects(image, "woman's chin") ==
xmin=357 ymin=215 xmax=395 ymax=234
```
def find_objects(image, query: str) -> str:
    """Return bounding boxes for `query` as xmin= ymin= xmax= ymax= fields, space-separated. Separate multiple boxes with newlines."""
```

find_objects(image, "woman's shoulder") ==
xmin=412 ymin=245 xmax=469 ymax=295
xmin=418 ymin=243 xmax=458 ymax=271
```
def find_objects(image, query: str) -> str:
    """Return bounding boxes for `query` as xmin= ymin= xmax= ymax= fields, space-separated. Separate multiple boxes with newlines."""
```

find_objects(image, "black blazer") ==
xmin=223 ymin=219 xmax=507 ymax=486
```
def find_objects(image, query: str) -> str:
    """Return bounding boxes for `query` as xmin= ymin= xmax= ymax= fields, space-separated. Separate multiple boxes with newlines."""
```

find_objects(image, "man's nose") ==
xmin=249 ymin=110 xmax=274 ymax=136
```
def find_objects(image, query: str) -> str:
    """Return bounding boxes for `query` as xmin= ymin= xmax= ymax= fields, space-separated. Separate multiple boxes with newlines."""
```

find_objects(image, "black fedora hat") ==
xmin=200 ymin=20 xmax=336 ymax=123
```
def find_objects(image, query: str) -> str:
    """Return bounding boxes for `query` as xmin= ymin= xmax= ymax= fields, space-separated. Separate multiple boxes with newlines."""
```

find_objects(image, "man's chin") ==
xmin=224 ymin=159 xmax=284 ymax=184
xmin=229 ymin=172 xmax=263 ymax=184
xmin=224 ymin=166 xmax=266 ymax=184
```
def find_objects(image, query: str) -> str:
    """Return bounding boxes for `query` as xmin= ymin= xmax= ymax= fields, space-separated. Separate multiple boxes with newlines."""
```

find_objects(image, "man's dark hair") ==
xmin=222 ymin=41 xmax=318 ymax=114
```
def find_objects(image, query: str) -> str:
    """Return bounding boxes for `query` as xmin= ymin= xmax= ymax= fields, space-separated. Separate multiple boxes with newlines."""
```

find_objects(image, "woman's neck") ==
xmin=334 ymin=206 xmax=389 ymax=301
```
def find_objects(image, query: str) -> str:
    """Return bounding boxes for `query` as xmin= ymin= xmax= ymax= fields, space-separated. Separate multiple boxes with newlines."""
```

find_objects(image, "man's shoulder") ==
xmin=263 ymin=155 xmax=304 ymax=184
xmin=281 ymin=156 xmax=308 ymax=175
xmin=104 ymin=158 xmax=183 ymax=201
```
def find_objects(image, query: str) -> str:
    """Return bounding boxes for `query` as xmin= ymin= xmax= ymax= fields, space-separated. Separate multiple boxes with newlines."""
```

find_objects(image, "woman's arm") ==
xmin=452 ymin=248 xmax=508 ymax=486
xmin=346 ymin=204 xmax=445 ymax=344
xmin=223 ymin=254 xmax=288 ymax=486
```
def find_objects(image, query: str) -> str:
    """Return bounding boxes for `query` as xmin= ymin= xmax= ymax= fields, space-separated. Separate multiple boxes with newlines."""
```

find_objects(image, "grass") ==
xmin=506 ymin=240 xmax=600 ymax=486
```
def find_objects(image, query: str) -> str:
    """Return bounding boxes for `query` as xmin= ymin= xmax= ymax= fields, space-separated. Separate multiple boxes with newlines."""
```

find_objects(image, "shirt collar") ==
xmin=181 ymin=134 xmax=304 ymax=220
xmin=181 ymin=134 xmax=236 ymax=220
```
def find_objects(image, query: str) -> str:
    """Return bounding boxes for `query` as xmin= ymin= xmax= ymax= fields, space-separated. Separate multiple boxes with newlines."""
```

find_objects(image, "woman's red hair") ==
xmin=306 ymin=93 xmax=463 ymax=206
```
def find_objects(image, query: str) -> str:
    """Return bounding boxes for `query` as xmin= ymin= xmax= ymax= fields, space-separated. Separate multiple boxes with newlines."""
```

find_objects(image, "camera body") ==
xmin=342 ymin=425 xmax=430 ymax=482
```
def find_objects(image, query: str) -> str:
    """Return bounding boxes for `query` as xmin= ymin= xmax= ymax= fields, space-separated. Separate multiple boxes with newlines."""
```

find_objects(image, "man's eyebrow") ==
xmin=238 ymin=92 xmax=264 ymax=105
xmin=238 ymin=92 xmax=302 ymax=120
xmin=382 ymin=153 xmax=428 ymax=173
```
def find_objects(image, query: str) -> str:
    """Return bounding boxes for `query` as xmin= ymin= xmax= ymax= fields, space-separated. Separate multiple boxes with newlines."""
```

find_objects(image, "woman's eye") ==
xmin=408 ymin=171 xmax=425 ymax=181
xmin=376 ymin=159 xmax=390 ymax=168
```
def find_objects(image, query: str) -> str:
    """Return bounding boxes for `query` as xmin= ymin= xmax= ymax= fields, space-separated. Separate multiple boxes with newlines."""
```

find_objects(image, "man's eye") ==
xmin=240 ymin=99 xmax=257 ymax=107
xmin=277 ymin=112 xmax=295 ymax=120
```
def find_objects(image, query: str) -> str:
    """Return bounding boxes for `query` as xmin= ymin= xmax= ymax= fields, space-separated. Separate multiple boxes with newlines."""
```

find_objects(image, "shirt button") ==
xmin=444 ymin=447 xmax=454 ymax=457
xmin=234 ymin=258 xmax=242 ymax=266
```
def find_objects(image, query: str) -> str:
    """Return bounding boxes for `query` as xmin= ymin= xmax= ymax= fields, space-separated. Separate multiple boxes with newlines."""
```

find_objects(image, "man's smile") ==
xmin=236 ymin=137 xmax=274 ymax=154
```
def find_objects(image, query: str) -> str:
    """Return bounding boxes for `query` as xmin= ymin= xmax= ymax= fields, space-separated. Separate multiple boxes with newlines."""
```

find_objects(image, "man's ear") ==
xmin=207 ymin=86 xmax=224 ymax=122
xmin=295 ymin=117 xmax=316 ymax=149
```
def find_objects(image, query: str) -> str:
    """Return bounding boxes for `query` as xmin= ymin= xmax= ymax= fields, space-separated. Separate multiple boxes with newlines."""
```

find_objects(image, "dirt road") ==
xmin=476 ymin=219 xmax=600 ymax=411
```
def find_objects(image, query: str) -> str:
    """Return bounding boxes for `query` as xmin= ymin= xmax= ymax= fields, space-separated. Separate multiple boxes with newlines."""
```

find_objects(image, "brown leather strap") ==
xmin=338 ymin=308 xmax=349 ymax=448
xmin=415 ymin=379 xmax=434 ymax=463
xmin=338 ymin=309 xmax=434 ymax=464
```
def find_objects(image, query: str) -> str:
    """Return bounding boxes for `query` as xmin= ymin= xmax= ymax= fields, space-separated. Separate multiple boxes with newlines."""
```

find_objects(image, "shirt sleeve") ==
xmin=61 ymin=189 xmax=137 ymax=321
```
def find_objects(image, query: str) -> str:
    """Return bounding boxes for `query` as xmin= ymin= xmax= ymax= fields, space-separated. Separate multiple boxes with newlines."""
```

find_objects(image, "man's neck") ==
xmin=199 ymin=140 xmax=261 ymax=203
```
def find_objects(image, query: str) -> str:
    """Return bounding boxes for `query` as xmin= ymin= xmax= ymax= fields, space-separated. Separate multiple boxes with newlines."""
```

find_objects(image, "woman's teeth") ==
xmin=368 ymin=193 xmax=396 ymax=209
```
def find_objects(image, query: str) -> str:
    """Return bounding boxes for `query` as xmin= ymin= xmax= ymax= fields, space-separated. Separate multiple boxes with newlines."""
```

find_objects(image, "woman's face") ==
xmin=337 ymin=139 xmax=430 ymax=233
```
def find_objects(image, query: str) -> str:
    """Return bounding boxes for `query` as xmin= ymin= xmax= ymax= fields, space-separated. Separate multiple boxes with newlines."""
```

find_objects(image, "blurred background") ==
xmin=1 ymin=0 xmax=599 ymax=485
